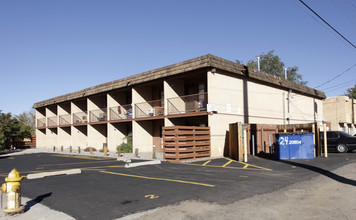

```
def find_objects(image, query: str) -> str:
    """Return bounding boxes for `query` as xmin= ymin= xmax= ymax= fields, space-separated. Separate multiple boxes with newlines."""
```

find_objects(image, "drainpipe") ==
xmin=352 ymin=98 xmax=355 ymax=125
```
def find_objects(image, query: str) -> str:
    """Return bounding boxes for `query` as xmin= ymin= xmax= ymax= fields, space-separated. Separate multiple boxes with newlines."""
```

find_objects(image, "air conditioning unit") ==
xmin=148 ymin=108 xmax=155 ymax=116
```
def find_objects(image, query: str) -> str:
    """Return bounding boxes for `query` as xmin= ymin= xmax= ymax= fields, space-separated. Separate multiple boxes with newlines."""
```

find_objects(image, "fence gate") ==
xmin=163 ymin=126 xmax=211 ymax=161
xmin=228 ymin=122 xmax=244 ymax=161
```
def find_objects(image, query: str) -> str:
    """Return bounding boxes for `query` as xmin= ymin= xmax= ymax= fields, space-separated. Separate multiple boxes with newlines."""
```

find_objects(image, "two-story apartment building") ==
xmin=323 ymin=96 xmax=356 ymax=135
xmin=33 ymin=54 xmax=326 ymax=157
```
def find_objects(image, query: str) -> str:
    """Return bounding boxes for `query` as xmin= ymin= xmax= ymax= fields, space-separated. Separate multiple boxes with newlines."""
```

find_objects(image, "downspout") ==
xmin=352 ymin=98 xmax=355 ymax=125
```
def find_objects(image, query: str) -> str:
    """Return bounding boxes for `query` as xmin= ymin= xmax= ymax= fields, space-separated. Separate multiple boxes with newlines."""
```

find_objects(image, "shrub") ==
xmin=117 ymin=135 xmax=132 ymax=153
xmin=84 ymin=147 xmax=97 ymax=152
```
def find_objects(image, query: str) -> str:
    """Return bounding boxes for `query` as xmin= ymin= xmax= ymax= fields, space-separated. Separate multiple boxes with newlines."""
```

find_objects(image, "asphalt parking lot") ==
xmin=0 ymin=152 xmax=355 ymax=219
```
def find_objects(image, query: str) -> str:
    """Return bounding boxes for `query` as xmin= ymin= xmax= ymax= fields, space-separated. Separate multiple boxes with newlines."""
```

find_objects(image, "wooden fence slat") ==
xmin=163 ymin=126 xmax=210 ymax=161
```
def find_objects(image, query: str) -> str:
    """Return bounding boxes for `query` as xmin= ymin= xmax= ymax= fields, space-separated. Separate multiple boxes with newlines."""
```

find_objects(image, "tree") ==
xmin=344 ymin=84 xmax=356 ymax=99
xmin=16 ymin=110 xmax=35 ymax=134
xmin=0 ymin=110 xmax=32 ymax=150
xmin=239 ymin=50 xmax=307 ymax=85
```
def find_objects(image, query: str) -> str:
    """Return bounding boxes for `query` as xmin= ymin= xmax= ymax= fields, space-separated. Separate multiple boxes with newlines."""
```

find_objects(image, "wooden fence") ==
xmin=163 ymin=126 xmax=210 ymax=161
xmin=11 ymin=135 xmax=36 ymax=149
xmin=228 ymin=122 xmax=324 ymax=161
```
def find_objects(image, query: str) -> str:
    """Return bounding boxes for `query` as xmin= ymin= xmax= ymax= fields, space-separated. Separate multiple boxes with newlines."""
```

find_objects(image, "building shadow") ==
xmin=279 ymin=160 xmax=356 ymax=187
xmin=24 ymin=192 xmax=52 ymax=212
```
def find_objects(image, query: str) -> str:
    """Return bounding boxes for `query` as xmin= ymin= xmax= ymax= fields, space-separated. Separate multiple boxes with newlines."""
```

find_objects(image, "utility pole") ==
xmin=284 ymin=68 xmax=287 ymax=79
xmin=257 ymin=56 xmax=260 ymax=71
xmin=287 ymin=90 xmax=291 ymax=124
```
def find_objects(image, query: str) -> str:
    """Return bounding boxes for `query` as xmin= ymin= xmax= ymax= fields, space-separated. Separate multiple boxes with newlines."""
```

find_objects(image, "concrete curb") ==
xmin=125 ymin=160 xmax=161 ymax=168
xmin=26 ymin=169 xmax=81 ymax=180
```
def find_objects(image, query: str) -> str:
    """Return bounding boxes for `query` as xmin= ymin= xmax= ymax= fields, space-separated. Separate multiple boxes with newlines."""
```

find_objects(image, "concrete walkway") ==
xmin=0 ymin=195 xmax=74 ymax=220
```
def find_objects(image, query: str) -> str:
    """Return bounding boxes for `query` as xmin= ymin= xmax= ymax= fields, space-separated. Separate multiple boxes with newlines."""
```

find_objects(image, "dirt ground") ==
xmin=133 ymin=163 xmax=356 ymax=220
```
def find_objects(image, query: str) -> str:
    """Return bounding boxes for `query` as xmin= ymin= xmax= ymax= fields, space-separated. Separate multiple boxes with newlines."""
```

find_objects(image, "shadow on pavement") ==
xmin=280 ymin=160 xmax=356 ymax=187
xmin=25 ymin=192 xmax=52 ymax=212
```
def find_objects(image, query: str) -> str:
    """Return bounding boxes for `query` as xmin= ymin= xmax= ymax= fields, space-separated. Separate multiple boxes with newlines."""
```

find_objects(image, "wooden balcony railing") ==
xmin=89 ymin=108 xmax=107 ymax=123
xmin=37 ymin=118 xmax=46 ymax=129
xmin=59 ymin=114 xmax=71 ymax=126
xmin=47 ymin=116 xmax=57 ymax=127
xmin=73 ymin=112 xmax=88 ymax=125
xmin=135 ymin=99 xmax=164 ymax=118
xmin=109 ymin=104 xmax=132 ymax=121
xmin=167 ymin=93 xmax=207 ymax=115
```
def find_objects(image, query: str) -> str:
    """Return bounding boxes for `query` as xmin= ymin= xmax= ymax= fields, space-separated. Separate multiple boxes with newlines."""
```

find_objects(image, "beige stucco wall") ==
xmin=164 ymin=79 xmax=185 ymax=115
xmin=207 ymin=70 xmax=322 ymax=157
xmin=323 ymin=96 xmax=355 ymax=133
xmin=132 ymin=86 xmax=152 ymax=118
xmin=132 ymin=120 xmax=153 ymax=153
xmin=35 ymin=109 xmax=46 ymax=148
xmin=35 ymin=129 xmax=46 ymax=148
xmin=87 ymin=124 xmax=106 ymax=150
xmin=107 ymin=123 xmax=126 ymax=152
xmin=57 ymin=127 xmax=71 ymax=149
xmin=207 ymin=71 xmax=244 ymax=157
xmin=72 ymin=126 xmax=87 ymax=149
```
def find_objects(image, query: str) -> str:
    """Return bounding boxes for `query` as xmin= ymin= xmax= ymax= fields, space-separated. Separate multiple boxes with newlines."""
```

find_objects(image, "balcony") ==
xmin=59 ymin=114 xmax=71 ymax=126
xmin=167 ymin=93 xmax=207 ymax=115
xmin=73 ymin=112 xmax=88 ymax=125
xmin=89 ymin=108 xmax=107 ymax=123
xmin=47 ymin=116 xmax=57 ymax=127
xmin=37 ymin=118 xmax=46 ymax=129
xmin=109 ymin=104 xmax=132 ymax=121
xmin=135 ymin=99 xmax=164 ymax=118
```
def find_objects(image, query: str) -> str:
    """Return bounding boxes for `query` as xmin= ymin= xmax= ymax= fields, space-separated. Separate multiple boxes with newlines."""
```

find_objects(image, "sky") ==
xmin=1 ymin=0 xmax=356 ymax=115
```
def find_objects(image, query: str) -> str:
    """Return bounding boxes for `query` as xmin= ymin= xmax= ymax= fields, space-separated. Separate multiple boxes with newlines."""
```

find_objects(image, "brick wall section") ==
xmin=33 ymin=54 xmax=326 ymax=108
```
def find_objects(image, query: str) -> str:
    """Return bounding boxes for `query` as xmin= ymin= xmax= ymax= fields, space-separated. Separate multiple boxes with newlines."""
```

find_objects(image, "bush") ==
xmin=117 ymin=135 xmax=132 ymax=153
xmin=84 ymin=147 xmax=97 ymax=152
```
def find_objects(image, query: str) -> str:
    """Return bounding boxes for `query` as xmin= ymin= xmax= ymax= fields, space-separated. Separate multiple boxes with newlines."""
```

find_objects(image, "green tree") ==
xmin=344 ymin=84 xmax=356 ymax=99
xmin=240 ymin=50 xmax=307 ymax=85
xmin=0 ymin=110 xmax=32 ymax=150
xmin=16 ymin=110 xmax=35 ymax=134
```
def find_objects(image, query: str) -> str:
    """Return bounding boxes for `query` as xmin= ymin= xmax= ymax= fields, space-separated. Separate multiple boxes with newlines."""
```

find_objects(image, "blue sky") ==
xmin=1 ymin=0 xmax=356 ymax=115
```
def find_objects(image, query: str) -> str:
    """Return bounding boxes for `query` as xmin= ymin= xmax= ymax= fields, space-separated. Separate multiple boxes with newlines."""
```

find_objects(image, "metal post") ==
xmin=323 ymin=123 xmax=328 ymax=158
xmin=61 ymin=146 xmax=63 ymax=152
xmin=135 ymin=148 xmax=139 ymax=157
xmin=103 ymin=143 xmax=108 ymax=157
xmin=268 ymin=135 xmax=271 ymax=153
xmin=152 ymin=146 xmax=156 ymax=159
xmin=252 ymin=135 xmax=255 ymax=156
xmin=53 ymin=146 xmax=56 ymax=152
xmin=69 ymin=146 xmax=72 ymax=153
xmin=243 ymin=130 xmax=248 ymax=162
xmin=78 ymin=146 xmax=81 ymax=154
xmin=312 ymin=124 xmax=316 ymax=157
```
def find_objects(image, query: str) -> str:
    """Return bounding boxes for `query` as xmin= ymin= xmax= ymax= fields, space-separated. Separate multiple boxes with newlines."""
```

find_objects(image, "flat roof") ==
xmin=33 ymin=54 xmax=326 ymax=108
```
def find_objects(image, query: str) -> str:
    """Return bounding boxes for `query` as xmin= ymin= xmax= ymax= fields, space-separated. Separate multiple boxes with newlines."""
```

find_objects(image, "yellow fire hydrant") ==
xmin=1 ymin=169 xmax=24 ymax=215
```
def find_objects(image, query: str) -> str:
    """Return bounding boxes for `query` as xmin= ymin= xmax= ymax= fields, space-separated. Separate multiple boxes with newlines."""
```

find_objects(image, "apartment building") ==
xmin=323 ymin=96 xmax=356 ymax=135
xmin=33 ymin=54 xmax=326 ymax=157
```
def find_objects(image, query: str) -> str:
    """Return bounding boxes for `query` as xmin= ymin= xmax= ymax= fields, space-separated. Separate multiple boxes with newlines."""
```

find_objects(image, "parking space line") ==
xmin=222 ymin=160 xmax=233 ymax=167
xmin=173 ymin=162 xmax=264 ymax=171
xmin=100 ymin=171 xmax=216 ymax=188
xmin=175 ymin=158 xmax=272 ymax=171
xmin=202 ymin=160 xmax=211 ymax=166
xmin=225 ymin=158 xmax=272 ymax=171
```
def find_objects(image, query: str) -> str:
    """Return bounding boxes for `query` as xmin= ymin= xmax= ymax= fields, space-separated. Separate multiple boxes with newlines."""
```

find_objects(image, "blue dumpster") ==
xmin=275 ymin=133 xmax=314 ymax=159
